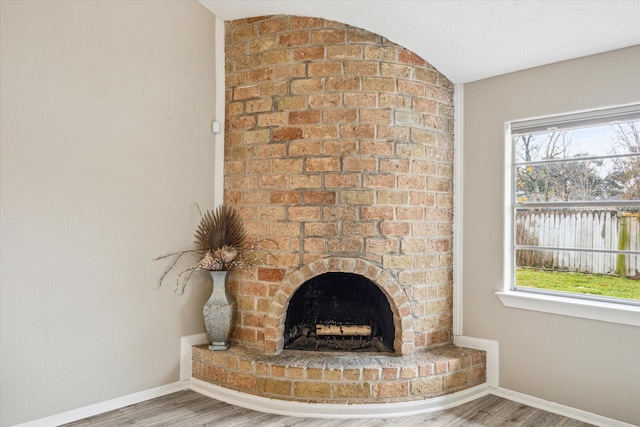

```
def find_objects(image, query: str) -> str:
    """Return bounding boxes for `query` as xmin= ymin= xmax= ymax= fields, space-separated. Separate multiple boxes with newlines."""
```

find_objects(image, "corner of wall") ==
xmin=453 ymin=83 xmax=464 ymax=337
xmin=453 ymin=335 xmax=499 ymax=388
xmin=180 ymin=333 xmax=209 ymax=381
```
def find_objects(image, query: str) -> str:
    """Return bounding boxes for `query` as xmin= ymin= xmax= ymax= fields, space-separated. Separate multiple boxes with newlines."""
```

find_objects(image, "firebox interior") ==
xmin=284 ymin=272 xmax=395 ymax=353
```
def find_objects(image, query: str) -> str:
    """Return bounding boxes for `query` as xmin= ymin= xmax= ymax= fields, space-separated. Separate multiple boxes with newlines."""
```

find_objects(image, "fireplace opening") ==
xmin=284 ymin=272 xmax=395 ymax=353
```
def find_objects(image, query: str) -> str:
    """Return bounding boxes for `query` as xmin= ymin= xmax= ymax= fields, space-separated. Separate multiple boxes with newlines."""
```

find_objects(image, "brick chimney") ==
xmin=223 ymin=15 xmax=454 ymax=356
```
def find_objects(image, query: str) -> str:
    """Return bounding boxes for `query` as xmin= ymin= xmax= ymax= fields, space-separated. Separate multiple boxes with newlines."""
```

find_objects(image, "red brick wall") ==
xmin=224 ymin=16 xmax=454 ymax=355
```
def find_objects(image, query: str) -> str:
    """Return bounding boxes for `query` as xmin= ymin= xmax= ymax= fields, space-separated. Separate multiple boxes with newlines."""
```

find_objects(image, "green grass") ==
xmin=516 ymin=268 xmax=640 ymax=301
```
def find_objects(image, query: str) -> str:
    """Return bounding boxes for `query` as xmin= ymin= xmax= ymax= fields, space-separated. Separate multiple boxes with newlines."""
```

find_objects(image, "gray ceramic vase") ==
xmin=203 ymin=270 xmax=236 ymax=351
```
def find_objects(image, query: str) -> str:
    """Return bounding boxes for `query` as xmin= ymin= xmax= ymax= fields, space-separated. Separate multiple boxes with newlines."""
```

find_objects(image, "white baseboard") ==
xmin=12 ymin=381 xmax=189 ymax=427
xmin=453 ymin=336 xmax=634 ymax=426
xmin=18 ymin=334 xmax=632 ymax=427
xmin=453 ymin=335 xmax=499 ymax=388
xmin=190 ymin=377 xmax=490 ymax=418
xmin=13 ymin=333 xmax=208 ymax=426
xmin=491 ymin=387 xmax=637 ymax=427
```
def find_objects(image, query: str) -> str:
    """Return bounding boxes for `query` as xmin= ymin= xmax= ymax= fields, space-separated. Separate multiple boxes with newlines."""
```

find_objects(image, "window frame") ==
xmin=497 ymin=103 xmax=640 ymax=327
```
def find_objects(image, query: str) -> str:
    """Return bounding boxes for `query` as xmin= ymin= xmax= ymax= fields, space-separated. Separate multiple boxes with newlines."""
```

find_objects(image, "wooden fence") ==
xmin=516 ymin=210 xmax=640 ymax=276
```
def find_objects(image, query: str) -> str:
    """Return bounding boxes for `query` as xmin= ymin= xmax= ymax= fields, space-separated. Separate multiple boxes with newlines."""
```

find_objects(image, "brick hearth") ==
xmin=193 ymin=345 xmax=486 ymax=403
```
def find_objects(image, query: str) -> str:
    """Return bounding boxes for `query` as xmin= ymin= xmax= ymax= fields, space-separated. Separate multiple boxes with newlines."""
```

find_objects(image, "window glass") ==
xmin=510 ymin=108 xmax=640 ymax=303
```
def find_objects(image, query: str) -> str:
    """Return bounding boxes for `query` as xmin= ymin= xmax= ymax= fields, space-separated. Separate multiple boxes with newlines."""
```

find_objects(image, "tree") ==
xmin=515 ymin=132 xmax=612 ymax=202
xmin=610 ymin=121 xmax=640 ymax=201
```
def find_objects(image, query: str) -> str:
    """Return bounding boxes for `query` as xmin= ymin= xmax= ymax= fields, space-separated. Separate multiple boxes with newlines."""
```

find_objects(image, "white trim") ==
xmin=13 ymin=332 xmax=208 ymax=426
xmin=212 ymin=15 xmax=225 ymax=208
xmin=12 ymin=381 xmax=189 ymax=427
xmin=492 ymin=387 xmax=638 ymax=427
xmin=453 ymin=335 xmax=499 ymax=388
xmin=190 ymin=378 xmax=489 ymax=419
xmin=21 ymin=333 xmax=632 ymax=426
xmin=510 ymin=102 xmax=640 ymax=135
xmin=180 ymin=333 xmax=209 ymax=381
xmin=503 ymin=121 xmax=515 ymax=295
xmin=496 ymin=290 xmax=640 ymax=326
xmin=453 ymin=83 xmax=464 ymax=337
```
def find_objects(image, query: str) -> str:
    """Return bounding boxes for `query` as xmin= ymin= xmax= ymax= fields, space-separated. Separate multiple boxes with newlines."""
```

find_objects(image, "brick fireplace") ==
xmin=192 ymin=15 xmax=485 ymax=404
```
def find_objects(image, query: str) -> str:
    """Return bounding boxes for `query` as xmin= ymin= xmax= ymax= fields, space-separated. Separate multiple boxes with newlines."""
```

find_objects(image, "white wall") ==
xmin=0 ymin=1 xmax=218 ymax=425
xmin=463 ymin=46 xmax=640 ymax=425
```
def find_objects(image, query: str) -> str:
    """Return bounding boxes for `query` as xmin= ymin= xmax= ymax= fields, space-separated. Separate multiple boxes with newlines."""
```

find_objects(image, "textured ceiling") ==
xmin=199 ymin=0 xmax=640 ymax=83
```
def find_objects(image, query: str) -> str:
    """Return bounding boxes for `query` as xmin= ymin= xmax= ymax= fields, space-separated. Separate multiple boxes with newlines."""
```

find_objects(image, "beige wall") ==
xmin=0 ymin=1 xmax=217 ymax=425
xmin=463 ymin=46 xmax=640 ymax=425
xmin=2 ymin=1 xmax=639 ymax=424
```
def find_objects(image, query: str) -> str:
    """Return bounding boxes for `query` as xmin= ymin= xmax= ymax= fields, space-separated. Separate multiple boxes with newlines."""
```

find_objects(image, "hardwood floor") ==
xmin=62 ymin=390 xmax=594 ymax=426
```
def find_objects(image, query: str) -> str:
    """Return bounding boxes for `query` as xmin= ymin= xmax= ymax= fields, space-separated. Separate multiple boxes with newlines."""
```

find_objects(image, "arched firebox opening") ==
xmin=284 ymin=272 xmax=395 ymax=353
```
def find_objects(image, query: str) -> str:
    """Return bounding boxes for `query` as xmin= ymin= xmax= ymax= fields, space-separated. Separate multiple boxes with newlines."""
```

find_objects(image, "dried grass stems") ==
xmin=154 ymin=205 xmax=274 ymax=294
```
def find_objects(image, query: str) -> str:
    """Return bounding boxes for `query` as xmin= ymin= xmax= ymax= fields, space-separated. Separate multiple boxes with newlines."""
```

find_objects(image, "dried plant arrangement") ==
xmin=155 ymin=204 xmax=268 ymax=293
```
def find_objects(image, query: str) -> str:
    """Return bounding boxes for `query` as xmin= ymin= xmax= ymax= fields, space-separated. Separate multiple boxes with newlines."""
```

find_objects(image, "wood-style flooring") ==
xmin=62 ymin=390 xmax=594 ymax=426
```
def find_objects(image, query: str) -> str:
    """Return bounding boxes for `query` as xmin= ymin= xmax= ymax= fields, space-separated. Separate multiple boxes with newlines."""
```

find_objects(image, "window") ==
xmin=501 ymin=104 xmax=640 ymax=320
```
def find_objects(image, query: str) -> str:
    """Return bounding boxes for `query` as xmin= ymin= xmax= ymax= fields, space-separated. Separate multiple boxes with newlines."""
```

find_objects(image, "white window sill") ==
xmin=496 ymin=291 xmax=640 ymax=327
